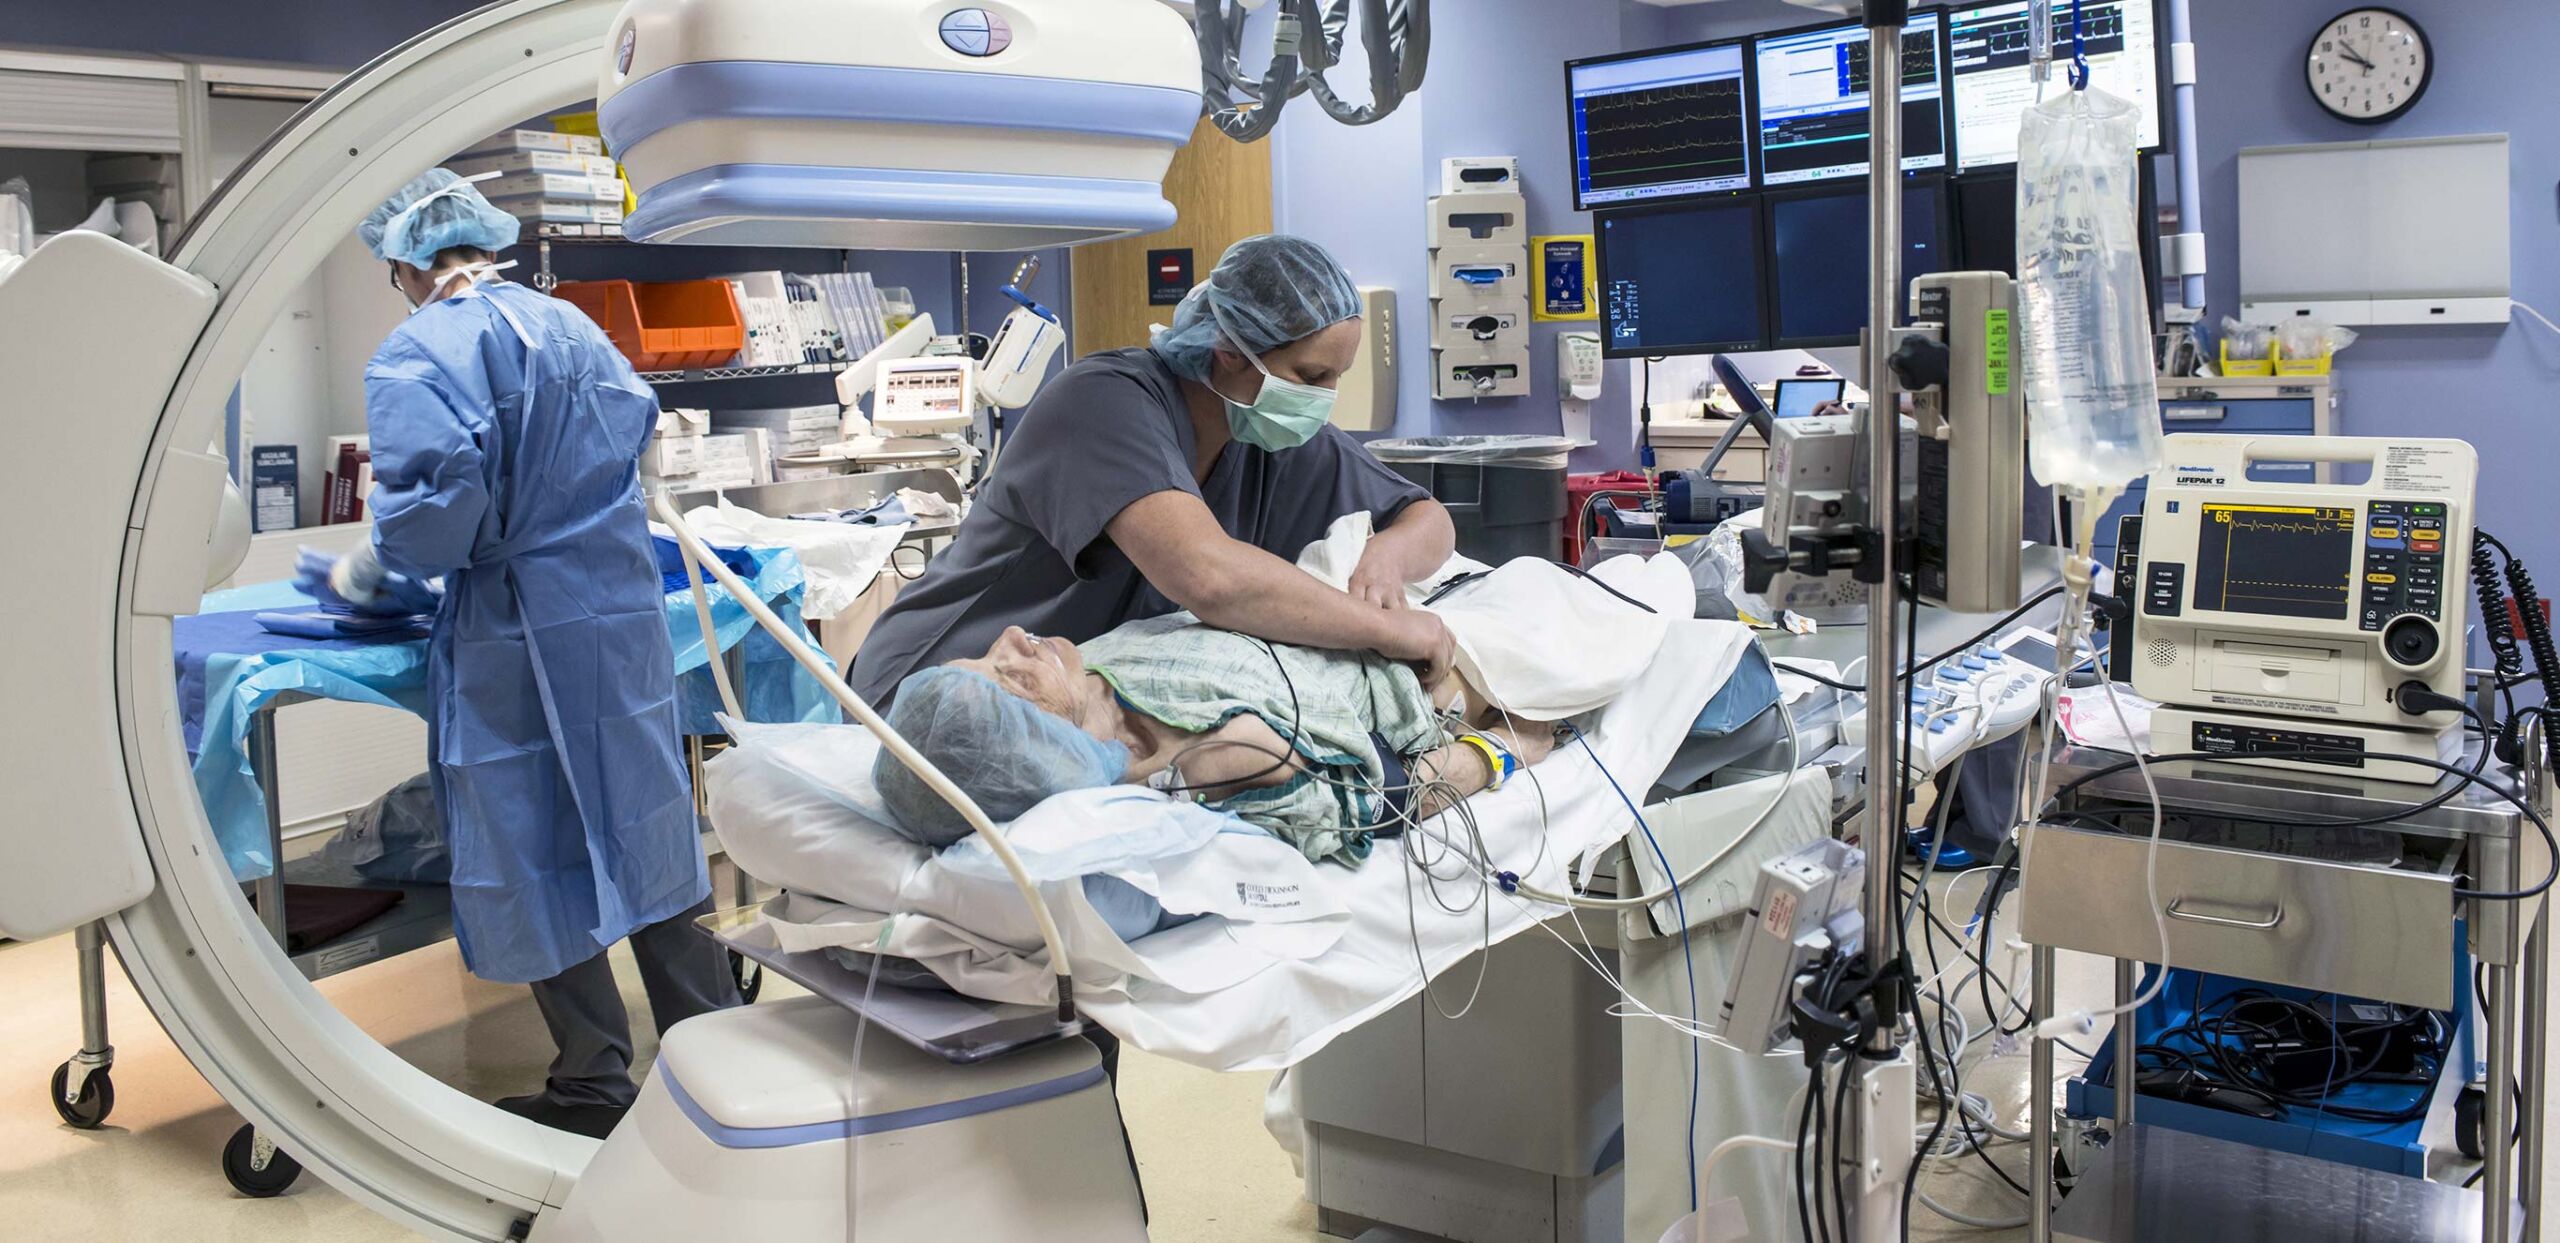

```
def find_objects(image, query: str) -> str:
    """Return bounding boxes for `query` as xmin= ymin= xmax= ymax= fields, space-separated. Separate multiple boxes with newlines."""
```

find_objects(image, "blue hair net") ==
xmin=1149 ymin=234 xmax=1361 ymax=382
xmin=874 ymin=666 xmax=1131 ymax=849
xmin=361 ymin=169 xmax=521 ymax=268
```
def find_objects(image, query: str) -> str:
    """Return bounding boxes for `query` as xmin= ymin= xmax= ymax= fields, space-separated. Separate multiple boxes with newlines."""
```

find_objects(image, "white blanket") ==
xmin=710 ymin=617 xmax=1756 ymax=1071
xmin=1297 ymin=513 xmax=1696 ymax=720
xmin=674 ymin=499 xmax=909 ymax=621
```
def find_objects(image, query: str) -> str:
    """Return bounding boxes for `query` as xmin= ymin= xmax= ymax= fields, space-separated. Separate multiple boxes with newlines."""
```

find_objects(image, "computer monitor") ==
xmin=1596 ymin=197 xmax=1767 ymax=359
xmin=1950 ymin=170 xmax=2017 ymax=274
xmin=1765 ymin=179 xmax=1948 ymax=347
xmin=1774 ymin=377 xmax=1847 ymax=419
xmin=1566 ymin=39 xmax=1757 ymax=210
xmin=1947 ymin=0 xmax=2163 ymax=171
xmin=1752 ymin=12 xmax=1949 ymax=187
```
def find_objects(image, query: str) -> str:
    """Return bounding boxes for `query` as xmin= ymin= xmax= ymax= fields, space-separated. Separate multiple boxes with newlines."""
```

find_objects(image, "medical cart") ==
xmin=2023 ymin=730 xmax=2551 ymax=1242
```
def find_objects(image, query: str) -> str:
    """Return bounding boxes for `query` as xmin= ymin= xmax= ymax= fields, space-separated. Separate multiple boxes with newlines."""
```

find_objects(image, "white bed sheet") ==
xmin=711 ymin=618 xmax=1756 ymax=1072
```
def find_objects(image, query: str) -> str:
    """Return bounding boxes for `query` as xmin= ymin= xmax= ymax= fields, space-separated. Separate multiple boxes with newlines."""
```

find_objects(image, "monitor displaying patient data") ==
xmin=1752 ymin=13 xmax=1948 ymax=186
xmin=1596 ymin=197 xmax=1766 ymax=358
xmin=2193 ymin=503 xmax=2359 ymax=621
xmin=1948 ymin=0 xmax=2162 ymax=170
xmin=1567 ymin=40 xmax=1757 ymax=210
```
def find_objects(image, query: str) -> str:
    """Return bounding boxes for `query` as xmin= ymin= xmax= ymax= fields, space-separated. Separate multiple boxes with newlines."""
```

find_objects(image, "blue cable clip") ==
xmin=1496 ymin=870 xmax=1521 ymax=894
xmin=1001 ymin=284 xmax=1060 ymax=324
xmin=2068 ymin=0 xmax=2091 ymax=90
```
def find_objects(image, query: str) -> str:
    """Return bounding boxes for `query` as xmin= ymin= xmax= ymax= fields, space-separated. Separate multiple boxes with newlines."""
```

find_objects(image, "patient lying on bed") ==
xmin=875 ymin=616 xmax=1558 ymax=866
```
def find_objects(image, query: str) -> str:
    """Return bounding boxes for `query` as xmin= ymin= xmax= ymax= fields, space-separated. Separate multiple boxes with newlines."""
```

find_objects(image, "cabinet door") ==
xmin=1069 ymin=117 xmax=1273 ymax=356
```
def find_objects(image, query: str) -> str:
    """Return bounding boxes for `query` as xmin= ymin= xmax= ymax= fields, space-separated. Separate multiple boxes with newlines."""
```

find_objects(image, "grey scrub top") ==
xmin=850 ymin=347 xmax=1430 ymax=706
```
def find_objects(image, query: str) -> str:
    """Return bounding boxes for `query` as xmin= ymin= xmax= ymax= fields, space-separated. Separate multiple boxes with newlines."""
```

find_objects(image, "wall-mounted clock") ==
xmin=2307 ymin=7 xmax=2431 ymax=124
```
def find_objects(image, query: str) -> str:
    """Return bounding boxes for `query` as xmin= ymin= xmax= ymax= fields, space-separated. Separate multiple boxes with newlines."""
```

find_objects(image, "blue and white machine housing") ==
xmin=598 ymin=0 xmax=1204 ymax=249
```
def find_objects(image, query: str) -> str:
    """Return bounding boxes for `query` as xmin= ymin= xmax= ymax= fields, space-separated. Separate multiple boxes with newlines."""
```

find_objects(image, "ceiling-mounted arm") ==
xmin=1304 ymin=0 xmax=1430 ymax=127
xmin=1194 ymin=0 xmax=1312 ymax=142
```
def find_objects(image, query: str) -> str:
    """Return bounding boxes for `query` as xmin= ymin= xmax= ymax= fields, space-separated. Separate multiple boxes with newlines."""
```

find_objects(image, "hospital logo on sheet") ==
xmin=1235 ymin=882 xmax=1305 ymax=912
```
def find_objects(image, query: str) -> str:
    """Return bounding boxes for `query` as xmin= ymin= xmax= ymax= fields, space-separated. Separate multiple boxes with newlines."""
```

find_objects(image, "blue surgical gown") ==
xmin=364 ymin=280 xmax=705 ymax=985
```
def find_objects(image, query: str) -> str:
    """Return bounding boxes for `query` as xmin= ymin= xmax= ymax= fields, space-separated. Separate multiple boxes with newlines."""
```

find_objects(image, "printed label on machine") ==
xmin=2380 ymin=443 xmax=2461 ymax=494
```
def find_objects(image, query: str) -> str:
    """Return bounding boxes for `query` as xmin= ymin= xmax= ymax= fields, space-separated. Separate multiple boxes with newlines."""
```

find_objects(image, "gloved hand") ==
xmin=295 ymin=545 xmax=442 ymax=617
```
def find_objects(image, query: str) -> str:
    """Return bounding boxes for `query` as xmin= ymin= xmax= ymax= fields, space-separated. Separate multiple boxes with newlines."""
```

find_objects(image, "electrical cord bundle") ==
xmin=2131 ymin=980 xmax=2447 ymax=1127
xmin=1193 ymin=0 xmax=1430 ymax=140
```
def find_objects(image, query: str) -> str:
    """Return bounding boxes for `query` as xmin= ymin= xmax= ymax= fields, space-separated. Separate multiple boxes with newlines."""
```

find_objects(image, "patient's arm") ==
xmin=1405 ymin=723 xmax=1557 ymax=821
xmin=1164 ymin=713 xmax=1310 ymax=800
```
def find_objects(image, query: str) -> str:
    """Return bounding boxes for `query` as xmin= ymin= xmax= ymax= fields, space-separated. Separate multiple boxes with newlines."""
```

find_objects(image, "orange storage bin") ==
xmin=555 ymin=278 xmax=745 ymax=372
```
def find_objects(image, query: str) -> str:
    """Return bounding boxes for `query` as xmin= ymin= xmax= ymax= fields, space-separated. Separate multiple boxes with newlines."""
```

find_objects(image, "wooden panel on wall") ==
xmin=1070 ymin=116 xmax=1274 ymax=357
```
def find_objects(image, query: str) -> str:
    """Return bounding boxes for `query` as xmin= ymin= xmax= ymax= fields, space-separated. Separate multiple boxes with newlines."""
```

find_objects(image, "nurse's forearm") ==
xmin=1182 ymin=547 xmax=1417 ymax=653
xmin=1370 ymin=499 xmax=1457 ymax=581
xmin=1111 ymin=491 xmax=1429 ymax=658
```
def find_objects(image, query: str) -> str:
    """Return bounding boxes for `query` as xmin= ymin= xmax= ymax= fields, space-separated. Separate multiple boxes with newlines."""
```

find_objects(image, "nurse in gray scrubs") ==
xmin=853 ymin=235 xmax=1458 ymax=707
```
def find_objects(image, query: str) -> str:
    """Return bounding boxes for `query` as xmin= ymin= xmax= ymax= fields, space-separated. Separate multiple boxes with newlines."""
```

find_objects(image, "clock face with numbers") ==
xmin=2307 ymin=7 xmax=2431 ymax=123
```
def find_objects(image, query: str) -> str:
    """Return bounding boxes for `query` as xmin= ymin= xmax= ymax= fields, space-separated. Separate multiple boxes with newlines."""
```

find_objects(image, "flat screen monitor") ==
xmin=1566 ymin=39 xmax=1757 ymax=210
xmin=2192 ymin=503 xmax=2359 ymax=621
xmin=1752 ymin=13 xmax=1948 ymax=186
xmin=1597 ymin=197 xmax=1767 ymax=359
xmin=1767 ymin=179 xmax=1948 ymax=346
xmin=1951 ymin=170 xmax=2018 ymax=274
xmin=1948 ymin=0 xmax=2163 ymax=171
xmin=1775 ymin=377 xmax=1847 ymax=419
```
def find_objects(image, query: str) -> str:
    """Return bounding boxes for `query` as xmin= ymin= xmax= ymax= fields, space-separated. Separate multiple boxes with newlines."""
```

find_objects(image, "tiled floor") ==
xmin=0 ymin=869 xmax=2541 ymax=1241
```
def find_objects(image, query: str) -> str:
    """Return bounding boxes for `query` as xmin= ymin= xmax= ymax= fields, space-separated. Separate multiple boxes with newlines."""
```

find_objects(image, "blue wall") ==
xmin=2188 ymin=0 xmax=2560 ymax=581
xmin=1274 ymin=2 xmax=1652 ymax=468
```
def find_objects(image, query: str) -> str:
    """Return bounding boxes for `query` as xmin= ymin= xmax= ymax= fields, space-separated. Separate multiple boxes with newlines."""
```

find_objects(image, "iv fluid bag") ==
xmin=2017 ymin=87 xmax=2161 ymax=497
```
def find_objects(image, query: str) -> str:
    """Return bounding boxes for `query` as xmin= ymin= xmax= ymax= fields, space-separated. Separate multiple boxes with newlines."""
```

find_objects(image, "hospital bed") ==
xmin=653 ymin=536 xmax=2064 ymax=1243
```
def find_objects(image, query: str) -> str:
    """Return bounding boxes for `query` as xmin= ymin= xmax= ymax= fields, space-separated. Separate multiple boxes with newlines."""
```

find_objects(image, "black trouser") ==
xmin=1087 ymin=1027 xmax=1148 ymax=1220
xmin=524 ymin=897 xmax=741 ymax=1108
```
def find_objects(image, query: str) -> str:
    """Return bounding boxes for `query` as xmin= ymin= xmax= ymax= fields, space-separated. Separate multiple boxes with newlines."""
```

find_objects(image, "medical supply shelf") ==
xmin=634 ymin=359 xmax=852 ymax=385
xmin=2025 ymin=734 xmax=2550 ymax=1243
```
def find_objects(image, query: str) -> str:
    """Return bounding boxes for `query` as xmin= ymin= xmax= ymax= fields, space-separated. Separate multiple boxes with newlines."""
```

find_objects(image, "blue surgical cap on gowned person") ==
xmin=875 ymin=666 xmax=1132 ymax=850
xmin=361 ymin=169 xmax=522 ymax=268
xmin=1150 ymin=234 xmax=1361 ymax=382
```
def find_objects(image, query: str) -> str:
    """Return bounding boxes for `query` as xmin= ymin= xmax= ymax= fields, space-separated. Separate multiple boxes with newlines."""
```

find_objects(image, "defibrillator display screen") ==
xmin=2193 ymin=503 xmax=2358 ymax=620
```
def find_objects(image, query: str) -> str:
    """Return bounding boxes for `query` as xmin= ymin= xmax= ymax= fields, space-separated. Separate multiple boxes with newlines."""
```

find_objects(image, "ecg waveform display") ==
xmin=1577 ymin=78 xmax=1751 ymax=197
xmin=1843 ymin=28 xmax=1944 ymax=95
xmin=1753 ymin=16 xmax=1947 ymax=185
xmin=1948 ymin=1 xmax=2130 ymax=73
xmin=1570 ymin=42 xmax=1756 ymax=206
xmin=1949 ymin=0 xmax=2158 ymax=169
xmin=2195 ymin=504 xmax=2358 ymax=621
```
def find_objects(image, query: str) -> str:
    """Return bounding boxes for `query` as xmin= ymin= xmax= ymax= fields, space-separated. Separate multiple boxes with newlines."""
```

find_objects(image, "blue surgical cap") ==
xmin=1150 ymin=234 xmax=1361 ymax=382
xmin=875 ymin=666 xmax=1131 ymax=850
xmin=361 ymin=169 xmax=521 ymax=268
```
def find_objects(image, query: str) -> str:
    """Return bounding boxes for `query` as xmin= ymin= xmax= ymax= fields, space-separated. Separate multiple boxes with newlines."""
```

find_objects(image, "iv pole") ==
xmin=1850 ymin=1 xmax=1918 ymax=1239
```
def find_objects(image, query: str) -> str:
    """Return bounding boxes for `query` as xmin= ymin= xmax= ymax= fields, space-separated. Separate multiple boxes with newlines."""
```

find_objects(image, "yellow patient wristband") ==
xmin=1457 ymin=733 xmax=1515 ymax=791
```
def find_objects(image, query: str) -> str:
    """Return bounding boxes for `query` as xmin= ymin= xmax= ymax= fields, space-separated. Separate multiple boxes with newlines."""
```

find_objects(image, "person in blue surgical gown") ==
xmin=306 ymin=169 xmax=738 ymax=1138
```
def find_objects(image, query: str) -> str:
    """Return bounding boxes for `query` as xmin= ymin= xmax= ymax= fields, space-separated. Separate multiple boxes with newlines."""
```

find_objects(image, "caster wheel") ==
xmin=730 ymin=950 xmax=763 ymax=1004
xmin=49 ymin=1062 xmax=112 ymax=1129
xmin=2053 ymin=1150 xmax=2077 ymax=1199
xmin=2456 ymin=1086 xmax=2486 ymax=1161
xmin=222 ymin=1124 xmax=303 ymax=1197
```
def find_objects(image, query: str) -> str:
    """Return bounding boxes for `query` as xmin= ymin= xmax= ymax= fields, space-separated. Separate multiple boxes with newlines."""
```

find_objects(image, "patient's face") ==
xmin=949 ymin=626 xmax=1091 ymax=722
